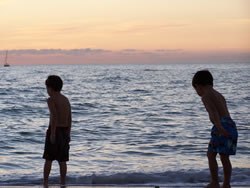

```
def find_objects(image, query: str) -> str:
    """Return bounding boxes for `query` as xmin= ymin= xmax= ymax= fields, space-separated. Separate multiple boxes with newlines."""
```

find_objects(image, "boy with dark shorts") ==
xmin=43 ymin=75 xmax=72 ymax=186
xmin=192 ymin=70 xmax=238 ymax=188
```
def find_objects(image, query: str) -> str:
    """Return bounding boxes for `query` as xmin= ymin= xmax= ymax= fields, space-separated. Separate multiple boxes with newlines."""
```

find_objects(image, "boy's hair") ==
xmin=45 ymin=75 xmax=63 ymax=92
xmin=192 ymin=70 xmax=213 ymax=87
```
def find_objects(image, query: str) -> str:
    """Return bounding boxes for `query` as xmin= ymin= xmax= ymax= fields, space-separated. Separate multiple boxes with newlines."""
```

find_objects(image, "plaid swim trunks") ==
xmin=208 ymin=117 xmax=238 ymax=155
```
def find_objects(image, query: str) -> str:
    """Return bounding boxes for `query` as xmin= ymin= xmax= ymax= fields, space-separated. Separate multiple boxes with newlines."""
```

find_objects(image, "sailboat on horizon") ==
xmin=3 ymin=51 xmax=10 ymax=67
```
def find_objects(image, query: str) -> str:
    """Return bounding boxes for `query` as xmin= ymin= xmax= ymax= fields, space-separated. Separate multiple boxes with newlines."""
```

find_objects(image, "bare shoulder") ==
xmin=202 ymin=90 xmax=214 ymax=104
xmin=59 ymin=94 xmax=71 ymax=111
xmin=47 ymin=97 xmax=55 ymax=105
xmin=61 ymin=94 xmax=70 ymax=104
xmin=201 ymin=89 xmax=220 ymax=111
xmin=203 ymin=88 xmax=224 ymax=101
xmin=203 ymin=88 xmax=230 ymax=117
xmin=213 ymin=89 xmax=227 ymax=103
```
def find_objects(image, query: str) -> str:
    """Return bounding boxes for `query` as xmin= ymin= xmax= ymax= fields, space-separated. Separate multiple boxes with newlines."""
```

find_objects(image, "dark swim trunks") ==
xmin=43 ymin=126 xmax=70 ymax=162
xmin=208 ymin=117 xmax=238 ymax=155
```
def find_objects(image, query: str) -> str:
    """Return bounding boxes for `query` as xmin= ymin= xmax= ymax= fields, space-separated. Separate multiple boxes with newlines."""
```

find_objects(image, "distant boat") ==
xmin=3 ymin=51 xmax=10 ymax=67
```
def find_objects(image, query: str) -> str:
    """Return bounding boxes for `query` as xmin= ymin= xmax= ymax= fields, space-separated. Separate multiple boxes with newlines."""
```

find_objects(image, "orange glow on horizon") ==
xmin=0 ymin=0 xmax=249 ymax=64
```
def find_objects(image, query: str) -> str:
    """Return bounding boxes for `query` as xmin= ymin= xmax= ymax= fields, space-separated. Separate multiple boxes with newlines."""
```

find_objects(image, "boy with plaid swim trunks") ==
xmin=192 ymin=70 xmax=238 ymax=188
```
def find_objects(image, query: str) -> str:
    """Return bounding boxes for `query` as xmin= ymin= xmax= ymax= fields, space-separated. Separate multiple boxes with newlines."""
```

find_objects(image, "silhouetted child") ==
xmin=43 ymin=75 xmax=72 ymax=186
xmin=192 ymin=70 xmax=238 ymax=188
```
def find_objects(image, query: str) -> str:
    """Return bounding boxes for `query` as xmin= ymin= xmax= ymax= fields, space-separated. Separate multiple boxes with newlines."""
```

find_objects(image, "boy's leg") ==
xmin=59 ymin=161 xmax=67 ymax=185
xmin=220 ymin=154 xmax=232 ymax=188
xmin=205 ymin=151 xmax=220 ymax=188
xmin=43 ymin=160 xmax=52 ymax=186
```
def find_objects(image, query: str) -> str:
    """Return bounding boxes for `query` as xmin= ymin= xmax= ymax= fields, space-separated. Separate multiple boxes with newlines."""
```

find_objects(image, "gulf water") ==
xmin=0 ymin=63 xmax=249 ymax=186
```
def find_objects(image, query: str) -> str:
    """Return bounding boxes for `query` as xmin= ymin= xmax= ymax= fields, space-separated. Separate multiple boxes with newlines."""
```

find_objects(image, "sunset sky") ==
xmin=0 ymin=0 xmax=249 ymax=64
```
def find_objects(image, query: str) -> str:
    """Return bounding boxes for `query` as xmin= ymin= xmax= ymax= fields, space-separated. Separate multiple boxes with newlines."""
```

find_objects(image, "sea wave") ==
xmin=0 ymin=168 xmax=249 ymax=186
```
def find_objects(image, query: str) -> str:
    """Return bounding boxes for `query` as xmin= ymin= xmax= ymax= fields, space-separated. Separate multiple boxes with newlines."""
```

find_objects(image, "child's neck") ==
xmin=199 ymin=85 xmax=213 ymax=97
xmin=201 ymin=85 xmax=213 ymax=96
xmin=204 ymin=85 xmax=213 ymax=90
xmin=51 ymin=91 xmax=61 ymax=97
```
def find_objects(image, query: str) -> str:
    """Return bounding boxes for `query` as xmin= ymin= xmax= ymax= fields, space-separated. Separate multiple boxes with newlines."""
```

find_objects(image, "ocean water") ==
xmin=0 ymin=63 xmax=249 ymax=186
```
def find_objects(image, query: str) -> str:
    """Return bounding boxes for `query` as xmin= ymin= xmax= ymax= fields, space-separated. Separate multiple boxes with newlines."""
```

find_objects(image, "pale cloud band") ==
xmin=0 ymin=48 xmax=185 ymax=56
xmin=0 ymin=49 xmax=110 ymax=56
xmin=1 ymin=49 xmax=249 ymax=65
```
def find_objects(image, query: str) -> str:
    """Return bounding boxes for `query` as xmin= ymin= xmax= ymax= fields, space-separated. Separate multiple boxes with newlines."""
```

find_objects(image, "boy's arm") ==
xmin=68 ymin=103 xmax=72 ymax=135
xmin=47 ymin=98 xmax=57 ymax=144
xmin=202 ymin=96 xmax=232 ymax=138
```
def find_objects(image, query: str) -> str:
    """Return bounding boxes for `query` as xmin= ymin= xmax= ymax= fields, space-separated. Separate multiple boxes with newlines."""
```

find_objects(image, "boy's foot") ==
xmin=221 ymin=184 xmax=231 ymax=188
xmin=204 ymin=183 xmax=220 ymax=188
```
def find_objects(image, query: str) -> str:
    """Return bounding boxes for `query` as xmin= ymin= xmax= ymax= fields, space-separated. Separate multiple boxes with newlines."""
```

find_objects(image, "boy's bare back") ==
xmin=48 ymin=94 xmax=71 ymax=128
xmin=202 ymin=88 xmax=231 ymax=125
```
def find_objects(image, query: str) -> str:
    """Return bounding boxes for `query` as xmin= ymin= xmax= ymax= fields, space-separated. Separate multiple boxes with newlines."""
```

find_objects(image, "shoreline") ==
xmin=1 ymin=186 xmax=250 ymax=188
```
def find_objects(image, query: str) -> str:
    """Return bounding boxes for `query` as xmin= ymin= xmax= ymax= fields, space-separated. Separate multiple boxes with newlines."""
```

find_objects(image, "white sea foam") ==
xmin=0 ymin=168 xmax=249 ymax=186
